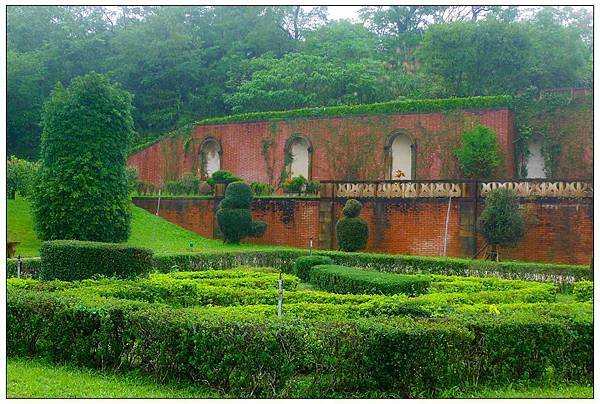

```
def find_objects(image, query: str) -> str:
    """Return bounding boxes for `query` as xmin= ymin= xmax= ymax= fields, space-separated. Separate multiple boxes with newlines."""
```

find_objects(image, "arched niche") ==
xmin=525 ymin=135 xmax=546 ymax=179
xmin=285 ymin=134 xmax=313 ymax=179
xmin=198 ymin=137 xmax=222 ymax=179
xmin=384 ymin=131 xmax=416 ymax=180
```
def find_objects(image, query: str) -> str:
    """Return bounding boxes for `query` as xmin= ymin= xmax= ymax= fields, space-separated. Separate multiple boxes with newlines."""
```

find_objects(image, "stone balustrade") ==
xmin=320 ymin=180 xmax=592 ymax=199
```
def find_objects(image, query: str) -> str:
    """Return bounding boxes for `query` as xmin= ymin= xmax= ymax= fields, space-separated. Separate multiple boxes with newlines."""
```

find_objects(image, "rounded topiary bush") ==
xmin=336 ymin=199 xmax=369 ymax=252
xmin=216 ymin=181 xmax=267 ymax=243
xmin=342 ymin=199 xmax=362 ymax=218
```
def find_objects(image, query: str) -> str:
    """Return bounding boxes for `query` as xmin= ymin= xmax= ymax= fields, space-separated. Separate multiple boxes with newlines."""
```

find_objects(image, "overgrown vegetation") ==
xmin=7 ymin=156 xmax=39 ymax=199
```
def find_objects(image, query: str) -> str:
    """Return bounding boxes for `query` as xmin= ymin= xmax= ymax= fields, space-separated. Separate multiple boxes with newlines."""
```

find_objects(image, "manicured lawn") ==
xmin=7 ymin=357 xmax=224 ymax=399
xmin=441 ymin=383 xmax=593 ymax=399
xmin=7 ymin=197 xmax=291 ymax=257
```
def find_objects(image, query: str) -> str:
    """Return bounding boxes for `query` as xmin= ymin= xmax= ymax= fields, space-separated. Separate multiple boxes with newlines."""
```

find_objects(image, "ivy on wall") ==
xmin=513 ymin=88 xmax=592 ymax=179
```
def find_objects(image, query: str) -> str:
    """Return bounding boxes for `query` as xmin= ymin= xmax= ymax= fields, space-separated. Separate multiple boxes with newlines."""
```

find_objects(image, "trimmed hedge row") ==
xmin=7 ymin=248 xmax=590 ymax=284
xmin=293 ymin=255 xmax=334 ymax=280
xmin=39 ymin=240 xmax=153 ymax=281
xmin=310 ymin=265 xmax=431 ymax=296
xmin=7 ymin=287 xmax=592 ymax=398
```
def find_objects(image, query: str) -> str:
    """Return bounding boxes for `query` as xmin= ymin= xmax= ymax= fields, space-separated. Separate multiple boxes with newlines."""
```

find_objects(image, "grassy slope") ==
xmin=7 ymin=198 xmax=288 ymax=257
xmin=7 ymin=357 xmax=223 ymax=399
xmin=8 ymin=357 xmax=592 ymax=399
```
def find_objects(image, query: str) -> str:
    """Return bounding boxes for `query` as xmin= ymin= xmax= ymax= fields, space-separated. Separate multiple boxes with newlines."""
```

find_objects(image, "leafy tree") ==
xmin=216 ymin=182 xmax=267 ymax=243
xmin=418 ymin=19 xmax=531 ymax=96
xmin=454 ymin=125 xmax=501 ymax=179
xmin=32 ymin=72 xmax=134 ymax=242
xmin=7 ymin=156 xmax=40 ymax=199
xmin=225 ymin=53 xmax=400 ymax=113
xmin=7 ymin=50 xmax=47 ymax=159
xmin=478 ymin=189 xmax=525 ymax=261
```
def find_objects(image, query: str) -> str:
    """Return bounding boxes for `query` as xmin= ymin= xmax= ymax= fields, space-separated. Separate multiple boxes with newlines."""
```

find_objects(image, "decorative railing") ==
xmin=324 ymin=180 xmax=471 ymax=199
xmin=320 ymin=179 xmax=592 ymax=199
xmin=479 ymin=181 xmax=593 ymax=198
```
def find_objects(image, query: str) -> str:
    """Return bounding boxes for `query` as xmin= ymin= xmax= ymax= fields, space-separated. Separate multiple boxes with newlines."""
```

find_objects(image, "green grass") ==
xmin=440 ymin=383 xmax=593 ymax=399
xmin=8 ymin=197 xmax=290 ymax=257
xmin=8 ymin=357 xmax=592 ymax=399
xmin=7 ymin=357 xmax=224 ymax=398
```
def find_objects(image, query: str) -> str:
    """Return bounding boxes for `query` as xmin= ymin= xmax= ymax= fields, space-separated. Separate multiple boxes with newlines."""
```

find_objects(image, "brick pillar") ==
xmin=458 ymin=182 xmax=478 ymax=257
xmin=212 ymin=182 xmax=227 ymax=239
xmin=318 ymin=182 xmax=335 ymax=250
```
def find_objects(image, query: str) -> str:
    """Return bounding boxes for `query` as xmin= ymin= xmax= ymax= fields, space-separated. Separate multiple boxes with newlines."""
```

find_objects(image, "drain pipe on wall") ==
xmin=443 ymin=195 xmax=452 ymax=257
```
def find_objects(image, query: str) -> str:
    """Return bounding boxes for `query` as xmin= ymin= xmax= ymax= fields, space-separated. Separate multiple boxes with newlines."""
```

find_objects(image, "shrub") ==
xmin=282 ymin=175 xmax=307 ymax=194
xmin=478 ymin=189 xmax=526 ymax=260
xmin=310 ymin=265 xmax=431 ymax=296
xmin=250 ymin=181 xmax=274 ymax=196
xmin=32 ymin=73 xmax=134 ymax=242
xmin=126 ymin=166 xmax=139 ymax=194
xmin=207 ymin=170 xmax=242 ymax=187
xmin=305 ymin=180 xmax=320 ymax=195
xmin=573 ymin=281 xmax=593 ymax=302
xmin=181 ymin=172 xmax=200 ymax=194
xmin=454 ymin=124 xmax=501 ymax=179
xmin=336 ymin=199 xmax=369 ymax=252
xmin=216 ymin=182 xmax=267 ymax=243
xmin=7 ymin=156 xmax=40 ymax=199
xmin=293 ymin=255 xmax=334 ymax=281
xmin=39 ymin=240 xmax=153 ymax=281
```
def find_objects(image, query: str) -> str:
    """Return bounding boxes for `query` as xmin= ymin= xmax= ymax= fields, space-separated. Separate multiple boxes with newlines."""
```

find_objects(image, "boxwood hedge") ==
xmin=7 ymin=282 xmax=592 ymax=398
xmin=309 ymin=265 xmax=431 ymax=296
xmin=39 ymin=240 xmax=153 ymax=281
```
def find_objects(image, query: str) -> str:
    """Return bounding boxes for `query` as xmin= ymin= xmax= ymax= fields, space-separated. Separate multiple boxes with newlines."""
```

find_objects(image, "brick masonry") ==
xmin=132 ymin=196 xmax=592 ymax=265
xmin=128 ymin=108 xmax=517 ymax=185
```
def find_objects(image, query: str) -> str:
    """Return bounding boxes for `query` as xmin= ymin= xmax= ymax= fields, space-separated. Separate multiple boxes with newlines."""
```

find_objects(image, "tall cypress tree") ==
xmin=32 ymin=72 xmax=134 ymax=242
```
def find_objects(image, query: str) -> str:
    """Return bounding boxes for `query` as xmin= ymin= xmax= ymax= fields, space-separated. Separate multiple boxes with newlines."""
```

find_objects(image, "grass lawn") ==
xmin=7 ymin=356 xmax=592 ymax=399
xmin=7 ymin=197 xmax=294 ymax=257
xmin=7 ymin=357 xmax=223 ymax=398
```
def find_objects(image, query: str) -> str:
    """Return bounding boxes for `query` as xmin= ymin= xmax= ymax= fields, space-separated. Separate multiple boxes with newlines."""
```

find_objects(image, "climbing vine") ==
xmin=513 ymin=88 xmax=592 ymax=178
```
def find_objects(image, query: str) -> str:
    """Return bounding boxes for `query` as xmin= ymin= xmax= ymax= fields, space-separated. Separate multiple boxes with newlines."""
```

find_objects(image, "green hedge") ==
xmin=7 ymin=286 xmax=592 ymax=397
xmin=6 ymin=257 xmax=41 ymax=278
xmin=293 ymin=255 xmax=334 ymax=281
xmin=152 ymin=250 xmax=590 ymax=285
xmin=39 ymin=240 xmax=153 ymax=281
xmin=310 ymin=265 xmax=431 ymax=296
xmin=195 ymin=95 xmax=512 ymax=126
xmin=7 ymin=249 xmax=590 ymax=285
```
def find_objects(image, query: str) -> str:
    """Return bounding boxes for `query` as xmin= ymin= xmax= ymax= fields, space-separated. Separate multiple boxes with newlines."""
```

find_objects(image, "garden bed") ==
xmin=7 ymin=265 xmax=592 ymax=398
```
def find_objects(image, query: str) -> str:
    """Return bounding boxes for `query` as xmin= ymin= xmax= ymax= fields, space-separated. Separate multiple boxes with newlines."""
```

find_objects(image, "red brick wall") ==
xmin=331 ymin=199 xmax=463 ymax=257
xmin=477 ymin=199 xmax=593 ymax=265
xmin=132 ymin=196 xmax=592 ymax=265
xmin=128 ymin=108 xmax=515 ymax=185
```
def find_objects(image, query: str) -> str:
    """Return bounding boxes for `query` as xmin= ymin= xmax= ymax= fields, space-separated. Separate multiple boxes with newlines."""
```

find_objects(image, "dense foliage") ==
xmin=39 ymin=240 xmax=153 ymax=281
xmin=336 ymin=199 xmax=369 ymax=252
xmin=7 ymin=156 xmax=39 ymax=199
xmin=479 ymin=189 xmax=526 ymax=260
xmin=32 ymin=73 xmax=134 ymax=242
xmin=216 ymin=182 xmax=267 ymax=243
xmin=293 ymin=255 xmax=334 ymax=280
xmin=310 ymin=265 xmax=431 ymax=296
xmin=8 ymin=248 xmax=591 ymax=284
xmin=454 ymin=124 xmax=501 ymax=179
xmin=7 ymin=268 xmax=592 ymax=397
xmin=206 ymin=170 xmax=242 ymax=187
xmin=7 ymin=6 xmax=591 ymax=157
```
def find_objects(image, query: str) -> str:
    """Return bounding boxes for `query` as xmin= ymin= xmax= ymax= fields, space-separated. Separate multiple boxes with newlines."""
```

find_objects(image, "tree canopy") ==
xmin=7 ymin=5 xmax=592 ymax=159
